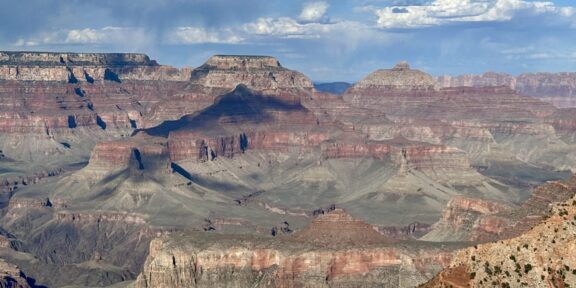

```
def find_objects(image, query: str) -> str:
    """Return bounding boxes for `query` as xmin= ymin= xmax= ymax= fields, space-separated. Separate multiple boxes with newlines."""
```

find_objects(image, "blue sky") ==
xmin=1 ymin=0 xmax=575 ymax=82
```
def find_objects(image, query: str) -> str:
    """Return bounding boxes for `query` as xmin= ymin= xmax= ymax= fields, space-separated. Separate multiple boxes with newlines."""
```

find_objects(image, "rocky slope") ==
xmin=422 ymin=176 xmax=576 ymax=287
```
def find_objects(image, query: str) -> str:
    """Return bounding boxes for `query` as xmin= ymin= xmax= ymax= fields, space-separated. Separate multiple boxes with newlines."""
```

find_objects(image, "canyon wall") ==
xmin=438 ymin=72 xmax=576 ymax=108
xmin=135 ymin=209 xmax=456 ymax=288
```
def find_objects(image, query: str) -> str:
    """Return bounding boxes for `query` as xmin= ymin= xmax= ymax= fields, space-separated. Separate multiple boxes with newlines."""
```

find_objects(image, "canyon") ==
xmin=0 ymin=51 xmax=574 ymax=287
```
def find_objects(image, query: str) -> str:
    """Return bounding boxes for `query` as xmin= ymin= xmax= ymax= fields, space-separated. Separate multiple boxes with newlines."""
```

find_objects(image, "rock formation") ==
xmin=438 ymin=72 xmax=576 ymax=108
xmin=134 ymin=209 xmax=456 ymax=288
xmin=292 ymin=208 xmax=389 ymax=245
xmin=0 ymin=52 xmax=575 ymax=287
xmin=423 ymin=176 xmax=576 ymax=243
xmin=0 ymin=51 xmax=191 ymax=82
xmin=0 ymin=258 xmax=34 ymax=288
xmin=190 ymin=55 xmax=314 ymax=93
xmin=352 ymin=61 xmax=436 ymax=91
xmin=422 ymin=176 xmax=576 ymax=287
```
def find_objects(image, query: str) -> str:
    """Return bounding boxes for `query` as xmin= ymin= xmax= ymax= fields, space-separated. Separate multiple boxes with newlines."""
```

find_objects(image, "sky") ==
xmin=1 ymin=0 xmax=575 ymax=82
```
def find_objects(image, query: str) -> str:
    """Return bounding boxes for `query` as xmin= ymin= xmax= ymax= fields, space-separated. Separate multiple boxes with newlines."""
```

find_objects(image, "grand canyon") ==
xmin=0 ymin=50 xmax=573 ymax=287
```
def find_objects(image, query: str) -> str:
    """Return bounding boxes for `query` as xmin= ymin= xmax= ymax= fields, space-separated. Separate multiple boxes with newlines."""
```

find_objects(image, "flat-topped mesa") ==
xmin=0 ymin=51 xmax=156 ymax=67
xmin=292 ymin=208 xmax=389 ymax=245
xmin=350 ymin=61 xmax=437 ymax=91
xmin=190 ymin=55 xmax=314 ymax=92
xmin=0 ymin=51 xmax=191 ymax=82
xmin=203 ymin=55 xmax=281 ymax=70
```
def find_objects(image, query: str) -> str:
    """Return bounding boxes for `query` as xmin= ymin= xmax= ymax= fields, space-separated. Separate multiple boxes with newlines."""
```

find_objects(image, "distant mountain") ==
xmin=313 ymin=81 xmax=352 ymax=94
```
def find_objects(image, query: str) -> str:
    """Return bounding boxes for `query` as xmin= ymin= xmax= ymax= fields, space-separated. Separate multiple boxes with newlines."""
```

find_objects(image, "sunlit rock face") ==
xmin=423 ymin=176 xmax=576 ymax=243
xmin=190 ymin=55 xmax=314 ymax=92
xmin=351 ymin=61 xmax=437 ymax=91
xmin=0 ymin=51 xmax=193 ymax=82
xmin=134 ymin=209 xmax=455 ymax=288
xmin=422 ymin=176 xmax=576 ymax=288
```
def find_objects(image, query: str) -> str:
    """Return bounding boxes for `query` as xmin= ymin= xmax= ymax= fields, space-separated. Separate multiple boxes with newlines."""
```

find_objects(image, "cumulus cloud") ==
xmin=299 ymin=1 xmax=330 ymax=22
xmin=168 ymin=27 xmax=243 ymax=44
xmin=373 ymin=0 xmax=575 ymax=28
xmin=13 ymin=27 xmax=150 ymax=47
xmin=242 ymin=17 xmax=331 ymax=38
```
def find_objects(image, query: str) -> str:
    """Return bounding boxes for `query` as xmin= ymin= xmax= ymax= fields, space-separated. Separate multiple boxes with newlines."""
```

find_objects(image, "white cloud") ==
xmin=169 ymin=27 xmax=243 ymax=44
xmin=65 ymin=27 xmax=142 ymax=44
xmin=373 ymin=0 xmax=575 ymax=28
xmin=240 ymin=16 xmax=401 ymax=58
xmin=13 ymin=27 xmax=151 ymax=47
xmin=242 ymin=17 xmax=344 ymax=38
xmin=299 ymin=1 xmax=330 ymax=22
xmin=243 ymin=17 xmax=307 ymax=37
xmin=527 ymin=51 xmax=576 ymax=60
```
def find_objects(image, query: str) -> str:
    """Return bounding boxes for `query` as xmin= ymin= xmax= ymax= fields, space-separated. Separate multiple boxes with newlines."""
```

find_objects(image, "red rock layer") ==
xmin=168 ymin=130 xmax=331 ymax=162
xmin=440 ymin=197 xmax=510 ymax=229
xmin=190 ymin=55 xmax=314 ymax=92
xmin=428 ymin=176 xmax=576 ymax=242
xmin=88 ymin=133 xmax=169 ymax=171
xmin=344 ymin=85 xmax=556 ymax=120
xmin=437 ymin=72 xmax=576 ymax=108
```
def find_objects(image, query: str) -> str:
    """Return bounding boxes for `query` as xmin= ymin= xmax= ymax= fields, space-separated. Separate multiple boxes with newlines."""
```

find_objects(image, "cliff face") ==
xmin=0 ymin=53 xmax=317 ymax=163
xmin=135 ymin=243 xmax=453 ymax=288
xmin=438 ymin=72 xmax=576 ymax=108
xmin=352 ymin=62 xmax=436 ymax=91
xmin=135 ymin=209 xmax=455 ymax=288
xmin=87 ymin=133 xmax=171 ymax=178
xmin=422 ymin=177 xmax=576 ymax=288
xmin=343 ymin=63 xmax=576 ymax=175
xmin=423 ymin=176 xmax=576 ymax=243
xmin=167 ymin=130 xmax=330 ymax=162
xmin=0 ymin=51 xmax=193 ymax=82
xmin=190 ymin=55 xmax=314 ymax=92
xmin=421 ymin=197 xmax=511 ymax=242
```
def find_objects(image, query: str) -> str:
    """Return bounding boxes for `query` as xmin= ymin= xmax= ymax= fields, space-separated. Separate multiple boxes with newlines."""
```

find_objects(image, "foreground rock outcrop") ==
xmin=422 ymin=176 xmax=576 ymax=287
